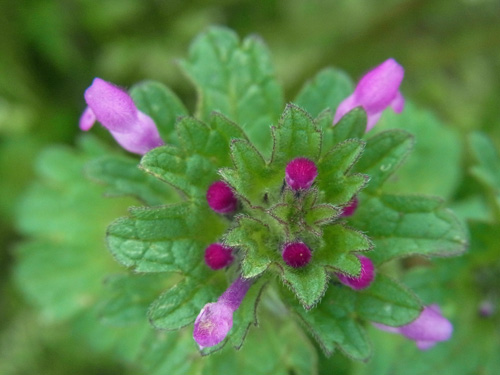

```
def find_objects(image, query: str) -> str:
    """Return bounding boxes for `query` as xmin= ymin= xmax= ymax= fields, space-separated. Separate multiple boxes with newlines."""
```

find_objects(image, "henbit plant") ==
xmin=16 ymin=27 xmax=468 ymax=374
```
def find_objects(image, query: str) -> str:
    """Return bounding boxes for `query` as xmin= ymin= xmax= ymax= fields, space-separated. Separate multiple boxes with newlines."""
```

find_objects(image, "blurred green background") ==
xmin=1 ymin=0 xmax=499 ymax=374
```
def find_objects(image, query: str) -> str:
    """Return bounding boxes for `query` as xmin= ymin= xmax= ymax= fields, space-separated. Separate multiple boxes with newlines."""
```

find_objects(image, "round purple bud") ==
xmin=337 ymin=255 xmax=375 ymax=290
xmin=206 ymin=181 xmax=238 ymax=214
xmin=285 ymin=157 xmax=318 ymax=190
xmin=341 ymin=197 xmax=359 ymax=217
xmin=282 ymin=242 xmax=312 ymax=268
xmin=204 ymin=243 xmax=234 ymax=270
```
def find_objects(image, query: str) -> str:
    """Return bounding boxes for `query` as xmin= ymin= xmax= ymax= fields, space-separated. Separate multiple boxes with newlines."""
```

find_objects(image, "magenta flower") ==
xmin=282 ymin=242 xmax=312 ymax=268
xmin=374 ymin=304 xmax=453 ymax=350
xmin=285 ymin=157 xmax=318 ymax=190
xmin=341 ymin=197 xmax=359 ymax=217
xmin=334 ymin=58 xmax=405 ymax=131
xmin=193 ymin=276 xmax=252 ymax=349
xmin=336 ymin=254 xmax=374 ymax=290
xmin=204 ymin=243 xmax=234 ymax=270
xmin=80 ymin=78 xmax=164 ymax=154
xmin=206 ymin=181 xmax=238 ymax=214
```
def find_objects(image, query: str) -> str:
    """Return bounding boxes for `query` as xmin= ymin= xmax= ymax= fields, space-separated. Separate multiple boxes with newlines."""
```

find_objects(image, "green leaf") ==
xmin=176 ymin=113 xmax=248 ymax=169
xmin=288 ymin=286 xmax=372 ymax=360
xmin=220 ymin=139 xmax=278 ymax=207
xmin=317 ymin=138 xmax=368 ymax=205
xmin=107 ymin=203 xmax=227 ymax=273
xmin=328 ymin=108 xmax=368 ymax=147
xmin=279 ymin=263 xmax=328 ymax=310
xmin=355 ymin=130 xmax=414 ymax=193
xmin=181 ymin=26 xmax=283 ymax=154
xmin=294 ymin=67 xmax=354 ymax=118
xmin=99 ymin=273 xmax=171 ymax=326
xmin=316 ymin=224 xmax=373 ymax=276
xmin=350 ymin=194 xmax=468 ymax=265
xmin=140 ymin=144 xmax=218 ymax=197
xmin=469 ymin=131 xmax=500 ymax=193
xmin=148 ymin=274 xmax=222 ymax=331
xmin=224 ymin=216 xmax=278 ymax=278
xmin=130 ymin=80 xmax=189 ymax=145
xmin=271 ymin=104 xmax=322 ymax=167
xmin=374 ymin=102 xmax=462 ymax=199
xmin=355 ymin=274 xmax=421 ymax=326
xmin=85 ymin=154 xmax=176 ymax=205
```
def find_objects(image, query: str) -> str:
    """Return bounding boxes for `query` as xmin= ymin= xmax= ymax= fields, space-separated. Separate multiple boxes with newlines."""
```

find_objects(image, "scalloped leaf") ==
xmin=350 ymin=194 xmax=468 ymax=265
xmin=85 ymin=154 xmax=176 ymax=205
xmin=355 ymin=130 xmax=414 ymax=193
xmin=107 ymin=203 xmax=226 ymax=272
xmin=279 ymin=263 xmax=328 ymax=310
xmin=271 ymin=104 xmax=322 ymax=167
xmin=180 ymin=26 xmax=283 ymax=154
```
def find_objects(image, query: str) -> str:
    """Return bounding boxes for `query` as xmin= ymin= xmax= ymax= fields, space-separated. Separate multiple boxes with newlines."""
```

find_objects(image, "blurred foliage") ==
xmin=1 ymin=0 xmax=500 ymax=374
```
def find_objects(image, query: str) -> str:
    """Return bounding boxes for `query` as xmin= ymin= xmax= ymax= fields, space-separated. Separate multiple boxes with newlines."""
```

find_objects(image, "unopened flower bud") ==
xmin=285 ymin=157 xmax=318 ymax=190
xmin=282 ymin=242 xmax=312 ymax=268
xmin=337 ymin=254 xmax=374 ymax=290
xmin=206 ymin=181 xmax=238 ymax=214
xmin=341 ymin=197 xmax=359 ymax=217
xmin=204 ymin=243 xmax=234 ymax=270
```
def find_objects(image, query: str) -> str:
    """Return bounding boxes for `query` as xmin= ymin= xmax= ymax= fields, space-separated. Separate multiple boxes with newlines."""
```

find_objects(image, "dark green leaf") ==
xmin=350 ymin=194 xmax=468 ymax=264
xmin=355 ymin=130 xmax=414 ymax=193
xmin=107 ymin=203 xmax=227 ymax=272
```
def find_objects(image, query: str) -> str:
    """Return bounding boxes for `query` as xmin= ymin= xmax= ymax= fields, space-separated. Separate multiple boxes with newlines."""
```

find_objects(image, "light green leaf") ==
xmin=294 ymin=67 xmax=354 ymax=118
xmin=280 ymin=263 xmax=328 ymax=310
xmin=469 ymin=131 xmax=500 ymax=193
xmin=181 ymin=26 xmax=283 ymax=154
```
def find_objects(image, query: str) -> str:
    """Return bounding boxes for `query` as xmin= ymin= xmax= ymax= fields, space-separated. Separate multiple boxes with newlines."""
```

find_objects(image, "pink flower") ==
xmin=336 ymin=254 xmax=374 ymax=290
xmin=374 ymin=304 xmax=453 ymax=350
xmin=193 ymin=276 xmax=252 ymax=349
xmin=204 ymin=243 xmax=234 ymax=270
xmin=285 ymin=157 xmax=318 ymax=190
xmin=206 ymin=181 xmax=238 ymax=214
xmin=282 ymin=242 xmax=312 ymax=268
xmin=334 ymin=58 xmax=405 ymax=131
xmin=80 ymin=78 xmax=164 ymax=154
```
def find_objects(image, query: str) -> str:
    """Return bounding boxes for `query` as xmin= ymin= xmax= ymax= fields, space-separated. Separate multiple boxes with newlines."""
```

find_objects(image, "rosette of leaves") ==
xmin=101 ymin=26 xmax=468 ymax=363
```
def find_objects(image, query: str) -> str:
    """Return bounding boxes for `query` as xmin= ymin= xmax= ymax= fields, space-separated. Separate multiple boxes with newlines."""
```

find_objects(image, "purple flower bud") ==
xmin=337 ymin=254 xmax=374 ymax=290
xmin=282 ymin=242 xmax=312 ymax=268
xmin=206 ymin=181 xmax=238 ymax=214
xmin=285 ymin=157 xmax=318 ymax=190
xmin=334 ymin=58 xmax=405 ymax=131
xmin=374 ymin=304 xmax=453 ymax=350
xmin=81 ymin=78 xmax=164 ymax=154
xmin=341 ymin=197 xmax=359 ymax=217
xmin=479 ymin=300 xmax=495 ymax=317
xmin=193 ymin=277 xmax=252 ymax=349
xmin=204 ymin=243 xmax=234 ymax=270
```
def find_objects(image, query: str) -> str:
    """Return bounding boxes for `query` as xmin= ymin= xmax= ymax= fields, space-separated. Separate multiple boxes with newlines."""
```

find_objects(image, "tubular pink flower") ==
xmin=337 ymin=254 xmax=374 ymax=290
xmin=193 ymin=276 xmax=252 ymax=349
xmin=204 ymin=243 xmax=234 ymax=270
xmin=206 ymin=181 xmax=238 ymax=214
xmin=285 ymin=157 xmax=318 ymax=190
xmin=80 ymin=78 xmax=164 ymax=154
xmin=374 ymin=304 xmax=453 ymax=350
xmin=334 ymin=58 xmax=405 ymax=131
